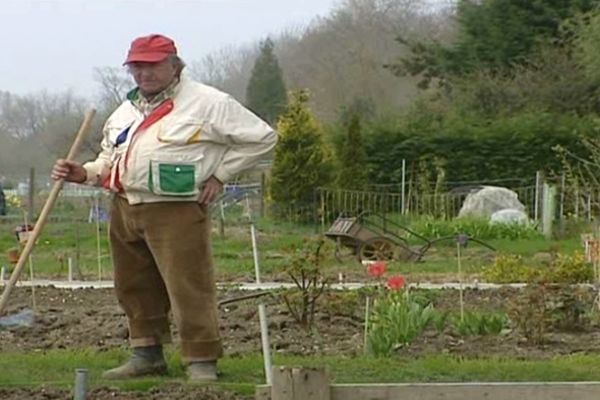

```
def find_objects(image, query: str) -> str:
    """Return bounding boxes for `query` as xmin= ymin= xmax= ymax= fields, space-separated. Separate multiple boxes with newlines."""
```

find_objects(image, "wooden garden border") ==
xmin=256 ymin=367 xmax=600 ymax=400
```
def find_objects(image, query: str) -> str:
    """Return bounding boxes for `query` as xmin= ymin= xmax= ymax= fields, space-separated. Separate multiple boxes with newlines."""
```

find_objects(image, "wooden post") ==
xmin=271 ymin=367 xmax=330 ymax=400
xmin=27 ymin=167 xmax=35 ymax=223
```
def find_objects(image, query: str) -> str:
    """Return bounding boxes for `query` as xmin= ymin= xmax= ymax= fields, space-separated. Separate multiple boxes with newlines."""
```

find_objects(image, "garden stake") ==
xmin=68 ymin=257 xmax=74 ymax=282
xmin=593 ymin=234 xmax=600 ymax=312
xmin=247 ymin=195 xmax=273 ymax=385
xmin=94 ymin=195 xmax=103 ymax=281
xmin=363 ymin=295 xmax=371 ymax=354
xmin=0 ymin=109 xmax=96 ymax=316
xmin=251 ymin=224 xmax=261 ymax=283
xmin=258 ymin=303 xmax=272 ymax=385
xmin=456 ymin=234 xmax=467 ymax=322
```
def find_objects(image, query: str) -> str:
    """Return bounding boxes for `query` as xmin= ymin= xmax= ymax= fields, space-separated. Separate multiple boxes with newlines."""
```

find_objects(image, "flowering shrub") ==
xmin=366 ymin=261 xmax=435 ymax=356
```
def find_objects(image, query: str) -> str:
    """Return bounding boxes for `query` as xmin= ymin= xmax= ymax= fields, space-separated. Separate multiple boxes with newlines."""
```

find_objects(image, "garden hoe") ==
xmin=0 ymin=109 xmax=96 ymax=317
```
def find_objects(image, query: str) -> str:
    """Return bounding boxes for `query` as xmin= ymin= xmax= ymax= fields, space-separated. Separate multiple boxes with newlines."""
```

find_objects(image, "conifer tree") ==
xmin=270 ymin=90 xmax=331 ymax=217
xmin=337 ymin=112 xmax=368 ymax=190
xmin=245 ymin=38 xmax=287 ymax=124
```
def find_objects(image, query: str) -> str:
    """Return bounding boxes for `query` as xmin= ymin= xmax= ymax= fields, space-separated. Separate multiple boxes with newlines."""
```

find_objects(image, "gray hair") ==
xmin=168 ymin=54 xmax=186 ymax=76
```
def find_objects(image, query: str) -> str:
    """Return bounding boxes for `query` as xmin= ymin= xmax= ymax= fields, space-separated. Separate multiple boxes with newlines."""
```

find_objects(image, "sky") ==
xmin=1 ymin=0 xmax=340 ymax=96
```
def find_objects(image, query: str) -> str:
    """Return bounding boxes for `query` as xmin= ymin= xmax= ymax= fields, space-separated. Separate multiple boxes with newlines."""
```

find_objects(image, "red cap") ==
xmin=124 ymin=34 xmax=177 ymax=64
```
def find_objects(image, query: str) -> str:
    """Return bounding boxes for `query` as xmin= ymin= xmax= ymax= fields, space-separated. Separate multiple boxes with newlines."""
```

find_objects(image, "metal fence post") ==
xmin=74 ymin=368 xmax=88 ymax=400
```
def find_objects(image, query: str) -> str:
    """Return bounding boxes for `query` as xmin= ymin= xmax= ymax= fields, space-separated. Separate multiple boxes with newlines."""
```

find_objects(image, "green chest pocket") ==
xmin=149 ymin=155 xmax=203 ymax=197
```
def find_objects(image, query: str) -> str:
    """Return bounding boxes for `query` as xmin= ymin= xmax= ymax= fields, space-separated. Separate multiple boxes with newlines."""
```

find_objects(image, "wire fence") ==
xmin=3 ymin=176 xmax=600 ymax=230
xmin=2 ymin=177 xmax=600 ymax=283
xmin=314 ymin=186 xmax=539 ymax=228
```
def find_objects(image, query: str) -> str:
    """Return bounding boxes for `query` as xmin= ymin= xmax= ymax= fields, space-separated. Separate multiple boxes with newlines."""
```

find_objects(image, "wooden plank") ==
xmin=271 ymin=367 xmax=330 ymax=400
xmin=257 ymin=382 xmax=600 ymax=400
xmin=331 ymin=382 xmax=600 ymax=400
xmin=255 ymin=385 xmax=270 ymax=400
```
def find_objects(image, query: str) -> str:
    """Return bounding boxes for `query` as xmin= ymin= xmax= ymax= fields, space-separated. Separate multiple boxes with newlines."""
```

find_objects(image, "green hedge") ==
xmin=363 ymin=111 xmax=595 ymax=185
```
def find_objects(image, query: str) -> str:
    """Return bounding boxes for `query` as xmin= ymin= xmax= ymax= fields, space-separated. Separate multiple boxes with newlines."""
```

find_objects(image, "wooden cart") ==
xmin=324 ymin=211 xmax=433 ymax=263
xmin=324 ymin=211 xmax=495 ymax=263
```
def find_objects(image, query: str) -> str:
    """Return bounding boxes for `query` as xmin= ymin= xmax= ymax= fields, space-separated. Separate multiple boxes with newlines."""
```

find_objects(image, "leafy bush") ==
xmin=432 ymin=311 xmax=449 ymax=333
xmin=281 ymin=236 xmax=330 ymax=330
xmin=410 ymin=217 xmax=542 ymax=241
xmin=364 ymin=265 xmax=436 ymax=356
xmin=483 ymin=252 xmax=593 ymax=284
xmin=368 ymin=290 xmax=435 ymax=356
xmin=550 ymin=252 xmax=593 ymax=284
xmin=319 ymin=290 xmax=361 ymax=319
xmin=508 ymin=283 xmax=594 ymax=344
xmin=547 ymin=285 xmax=594 ymax=331
xmin=482 ymin=254 xmax=537 ymax=283
xmin=451 ymin=311 xmax=508 ymax=336
xmin=507 ymin=284 xmax=551 ymax=344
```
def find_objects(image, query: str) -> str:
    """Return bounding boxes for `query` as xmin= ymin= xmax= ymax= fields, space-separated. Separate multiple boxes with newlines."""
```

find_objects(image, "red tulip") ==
xmin=367 ymin=261 xmax=386 ymax=277
xmin=387 ymin=275 xmax=406 ymax=290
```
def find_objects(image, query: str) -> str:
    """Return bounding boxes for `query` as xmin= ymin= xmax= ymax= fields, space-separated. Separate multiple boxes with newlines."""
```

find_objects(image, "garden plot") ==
xmin=0 ymin=385 xmax=248 ymax=400
xmin=2 ymin=283 xmax=600 ymax=398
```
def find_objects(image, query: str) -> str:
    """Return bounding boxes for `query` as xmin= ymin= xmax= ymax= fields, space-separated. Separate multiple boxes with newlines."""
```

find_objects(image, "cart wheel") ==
xmin=358 ymin=237 xmax=397 ymax=262
xmin=334 ymin=237 xmax=358 ymax=262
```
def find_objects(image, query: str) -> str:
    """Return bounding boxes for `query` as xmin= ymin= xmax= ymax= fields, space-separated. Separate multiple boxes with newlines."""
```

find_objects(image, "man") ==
xmin=51 ymin=34 xmax=277 ymax=381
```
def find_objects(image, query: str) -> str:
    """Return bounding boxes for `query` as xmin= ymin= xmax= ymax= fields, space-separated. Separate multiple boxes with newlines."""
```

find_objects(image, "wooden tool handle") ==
xmin=0 ymin=109 xmax=96 ymax=315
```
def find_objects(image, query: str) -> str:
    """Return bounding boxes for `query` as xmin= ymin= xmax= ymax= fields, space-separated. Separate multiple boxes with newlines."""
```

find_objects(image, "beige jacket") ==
xmin=83 ymin=76 xmax=277 ymax=205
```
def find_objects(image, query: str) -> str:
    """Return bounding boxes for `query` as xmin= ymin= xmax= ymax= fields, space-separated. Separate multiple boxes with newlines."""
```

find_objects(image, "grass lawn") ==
xmin=0 ymin=220 xmax=591 ymax=282
xmin=2 ymin=350 xmax=600 ymax=395
xmin=0 ymin=201 xmax=592 ymax=282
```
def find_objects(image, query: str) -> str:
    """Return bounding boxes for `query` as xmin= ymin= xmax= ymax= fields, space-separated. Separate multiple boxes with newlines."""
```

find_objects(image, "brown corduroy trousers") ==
xmin=109 ymin=196 xmax=223 ymax=362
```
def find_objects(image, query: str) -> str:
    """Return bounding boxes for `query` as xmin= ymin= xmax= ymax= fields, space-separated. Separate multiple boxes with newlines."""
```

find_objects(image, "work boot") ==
xmin=102 ymin=345 xmax=168 ymax=380
xmin=187 ymin=360 xmax=218 ymax=382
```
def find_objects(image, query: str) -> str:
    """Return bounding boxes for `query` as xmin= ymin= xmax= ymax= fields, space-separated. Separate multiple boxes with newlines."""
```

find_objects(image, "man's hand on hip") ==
xmin=51 ymin=159 xmax=87 ymax=184
xmin=199 ymin=176 xmax=223 ymax=206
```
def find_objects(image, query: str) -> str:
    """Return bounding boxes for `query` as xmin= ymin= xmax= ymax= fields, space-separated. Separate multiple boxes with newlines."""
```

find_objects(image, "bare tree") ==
xmin=186 ymin=0 xmax=456 ymax=121
xmin=93 ymin=66 xmax=133 ymax=111
xmin=0 ymin=89 xmax=96 ymax=180
xmin=188 ymin=45 xmax=258 ymax=102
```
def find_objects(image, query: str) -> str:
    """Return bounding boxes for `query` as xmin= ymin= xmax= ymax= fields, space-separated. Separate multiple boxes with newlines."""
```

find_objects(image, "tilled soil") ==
xmin=2 ymin=285 xmax=600 ymax=399
xmin=0 ymin=385 xmax=248 ymax=400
